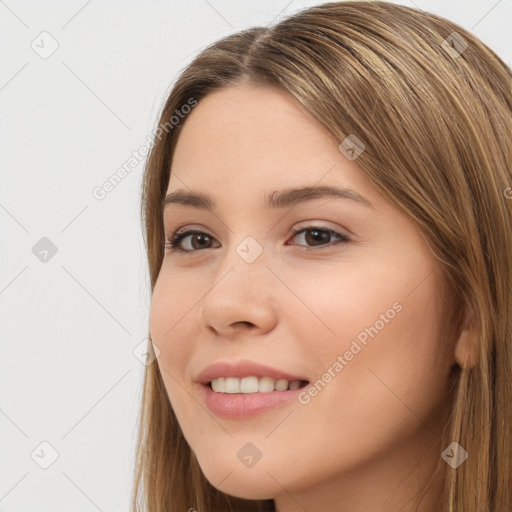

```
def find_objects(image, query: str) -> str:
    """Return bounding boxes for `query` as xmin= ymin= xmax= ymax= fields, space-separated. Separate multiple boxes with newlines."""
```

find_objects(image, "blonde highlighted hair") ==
xmin=133 ymin=2 xmax=512 ymax=510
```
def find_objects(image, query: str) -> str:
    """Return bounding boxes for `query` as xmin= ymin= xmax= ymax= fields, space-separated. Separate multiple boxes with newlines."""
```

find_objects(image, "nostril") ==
xmin=236 ymin=321 xmax=254 ymax=328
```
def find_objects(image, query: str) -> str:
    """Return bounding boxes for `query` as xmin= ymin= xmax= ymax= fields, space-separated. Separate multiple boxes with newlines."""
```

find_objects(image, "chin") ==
xmin=196 ymin=455 xmax=282 ymax=500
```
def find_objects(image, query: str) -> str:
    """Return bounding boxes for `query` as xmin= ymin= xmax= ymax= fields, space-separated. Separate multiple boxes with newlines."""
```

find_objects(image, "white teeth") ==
xmin=210 ymin=376 xmax=304 ymax=393
xmin=211 ymin=377 xmax=225 ymax=392
xmin=258 ymin=376 xmax=275 ymax=393
xmin=224 ymin=377 xmax=240 ymax=394
xmin=240 ymin=376 xmax=259 ymax=393
xmin=275 ymin=379 xmax=289 ymax=391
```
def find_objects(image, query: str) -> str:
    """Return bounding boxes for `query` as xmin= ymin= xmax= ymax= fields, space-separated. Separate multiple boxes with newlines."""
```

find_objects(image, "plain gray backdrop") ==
xmin=1 ymin=1 xmax=510 ymax=511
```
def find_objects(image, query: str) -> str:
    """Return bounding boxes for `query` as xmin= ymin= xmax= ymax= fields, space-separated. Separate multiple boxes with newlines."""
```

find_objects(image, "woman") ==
xmin=133 ymin=2 xmax=512 ymax=511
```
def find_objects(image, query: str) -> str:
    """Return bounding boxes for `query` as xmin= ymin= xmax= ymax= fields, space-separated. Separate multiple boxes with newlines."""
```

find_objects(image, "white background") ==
xmin=0 ymin=1 xmax=510 ymax=511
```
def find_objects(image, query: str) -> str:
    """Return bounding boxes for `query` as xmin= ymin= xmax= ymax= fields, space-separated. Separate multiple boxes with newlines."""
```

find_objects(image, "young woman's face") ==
xmin=149 ymin=83 xmax=456 ymax=509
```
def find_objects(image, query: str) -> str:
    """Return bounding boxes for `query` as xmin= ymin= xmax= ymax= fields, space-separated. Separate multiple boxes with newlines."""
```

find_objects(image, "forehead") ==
xmin=168 ymin=83 xmax=371 ymax=199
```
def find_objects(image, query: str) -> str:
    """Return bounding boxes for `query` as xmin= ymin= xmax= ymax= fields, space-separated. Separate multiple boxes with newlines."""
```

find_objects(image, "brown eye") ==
xmin=165 ymin=230 xmax=219 ymax=252
xmin=289 ymin=227 xmax=349 ymax=250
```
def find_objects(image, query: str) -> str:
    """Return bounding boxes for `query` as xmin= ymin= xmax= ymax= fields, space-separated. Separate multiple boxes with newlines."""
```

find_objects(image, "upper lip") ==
xmin=195 ymin=360 xmax=309 ymax=385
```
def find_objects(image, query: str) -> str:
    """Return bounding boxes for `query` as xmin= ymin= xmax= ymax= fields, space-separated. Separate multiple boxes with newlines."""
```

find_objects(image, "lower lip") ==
xmin=199 ymin=383 xmax=306 ymax=418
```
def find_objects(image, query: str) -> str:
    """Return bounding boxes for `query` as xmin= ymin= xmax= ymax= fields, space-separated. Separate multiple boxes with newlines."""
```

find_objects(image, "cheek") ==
xmin=149 ymin=271 xmax=197 ymax=384
xmin=287 ymin=256 xmax=451 ymax=425
xmin=149 ymin=264 xmax=200 ymax=344
xmin=311 ymin=264 xmax=451 ymax=427
xmin=274 ymin=258 xmax=406 ymax=361
xmin=149 ymin=280 xmax=202 ymax=444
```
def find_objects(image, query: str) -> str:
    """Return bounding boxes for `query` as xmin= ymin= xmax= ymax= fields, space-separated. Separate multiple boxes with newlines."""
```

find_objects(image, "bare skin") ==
xmin=149 ymin=82 xmax=470 ymax=512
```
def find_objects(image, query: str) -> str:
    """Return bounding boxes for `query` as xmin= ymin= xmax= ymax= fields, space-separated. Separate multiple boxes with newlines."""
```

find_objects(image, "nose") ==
xmin=199 ymin=246 xmax=278 ymax=338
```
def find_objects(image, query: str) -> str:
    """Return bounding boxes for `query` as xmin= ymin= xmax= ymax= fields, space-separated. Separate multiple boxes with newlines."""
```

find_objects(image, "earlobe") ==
xmin=454 ymin=323 xmax=479 ymax=369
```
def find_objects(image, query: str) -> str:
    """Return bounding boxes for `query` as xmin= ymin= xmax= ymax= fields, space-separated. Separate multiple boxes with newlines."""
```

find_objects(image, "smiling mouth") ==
xmin=208 ymin=376 xmax=309 ymax=393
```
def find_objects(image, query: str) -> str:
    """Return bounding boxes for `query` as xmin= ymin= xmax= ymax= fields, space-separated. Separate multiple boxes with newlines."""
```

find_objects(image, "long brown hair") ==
xmin=133 ymin=2 xmax=512 ymax=510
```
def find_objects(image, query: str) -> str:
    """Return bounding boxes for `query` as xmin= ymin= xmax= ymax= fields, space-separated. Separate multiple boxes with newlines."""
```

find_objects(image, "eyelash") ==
xmin=164 ymin=226 xmax=349 ymax=253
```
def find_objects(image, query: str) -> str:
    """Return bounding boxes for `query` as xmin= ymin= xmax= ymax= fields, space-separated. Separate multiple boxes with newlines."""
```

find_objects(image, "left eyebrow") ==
xmin=161 ymin=185 xmax=375 ymax=211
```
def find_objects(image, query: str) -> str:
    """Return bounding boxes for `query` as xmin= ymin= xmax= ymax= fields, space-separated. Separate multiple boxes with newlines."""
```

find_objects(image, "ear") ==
xmin=454 ymin=319 xmax=479 ymax=369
